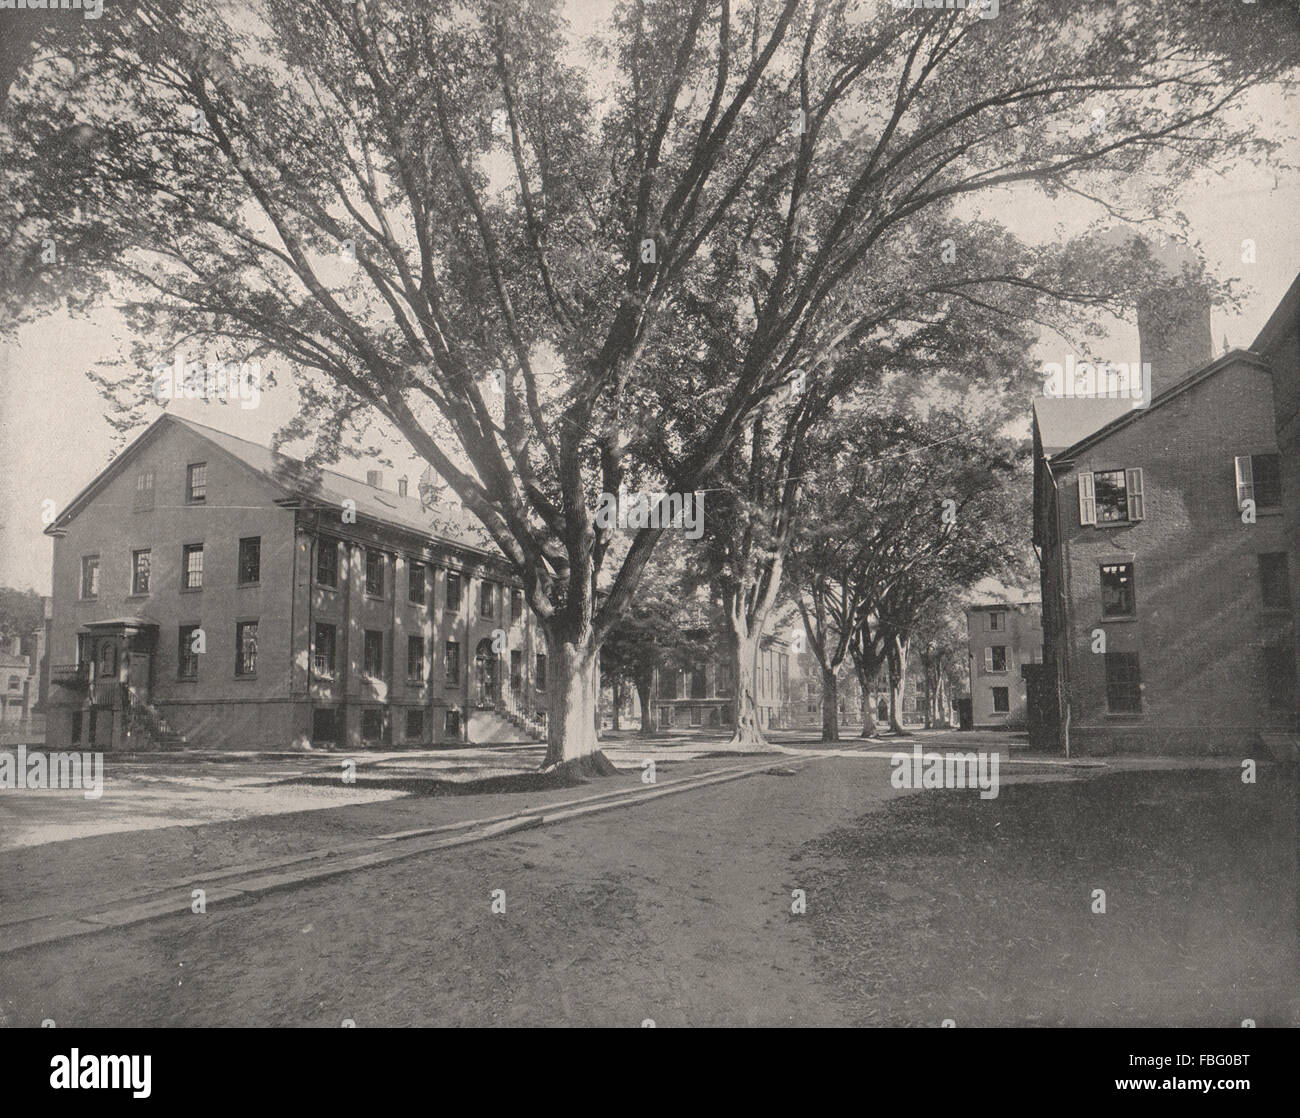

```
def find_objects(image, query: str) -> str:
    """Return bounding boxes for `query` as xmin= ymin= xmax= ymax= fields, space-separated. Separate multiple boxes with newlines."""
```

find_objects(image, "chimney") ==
xmin=1137 ymin=283 xmax=1213 ymax=400
xmin=398 ymin=476 xmax=408 ymax=497
xmin=366 ymin=469 xmax=383 ymax=489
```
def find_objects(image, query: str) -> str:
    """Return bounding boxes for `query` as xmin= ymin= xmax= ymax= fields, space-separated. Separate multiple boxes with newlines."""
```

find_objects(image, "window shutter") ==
xmin=1125 ymin=468 xmax=1144 ymax=521
xmin=1234 ymin=455 xmax=1254 ymax=509
xmin=1078 ymin=472 xmax=1096 ymax=526
xmin=984 ymin=647 xmax=994 ymax=672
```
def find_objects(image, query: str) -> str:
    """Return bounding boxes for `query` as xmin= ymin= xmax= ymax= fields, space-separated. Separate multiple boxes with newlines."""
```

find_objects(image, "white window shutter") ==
xmin=1078 ymin=472 xmax=1096 ymax=525
xmin=984 ymin=647 xmax=994 ymax=672
xmin=1234 ymin=455 xmax=1254 ymax=509
xmin=1125 ymin=468 xmax=1144 ymax=521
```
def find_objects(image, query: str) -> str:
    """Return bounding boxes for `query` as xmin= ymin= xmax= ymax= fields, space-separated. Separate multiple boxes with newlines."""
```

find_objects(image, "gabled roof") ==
xmin=48 ymin=413 xmax=497 ymax=557
xmin=1032 ymin=348 xmax=1271 ymax=466
xmin=1032 ymin=396 xmax=1135 ymax=457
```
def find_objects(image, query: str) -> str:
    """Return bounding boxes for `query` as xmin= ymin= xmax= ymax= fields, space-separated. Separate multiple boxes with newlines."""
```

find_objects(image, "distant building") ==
xmin=641 ymin=633 xmax=793 ymax=731
xmin=965 ymin=596 xmax=1042 ymax=729
xmin=43 ymin=414 xmax=547 ymax=750
xmin=1032 ymin=273 xmax=1298 ymax=755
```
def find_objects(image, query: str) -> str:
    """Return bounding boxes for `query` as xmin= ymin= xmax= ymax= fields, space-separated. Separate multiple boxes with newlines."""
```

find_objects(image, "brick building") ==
xmin=965 ymin=596 xmax=1042 ymax=729
xmin=640 ymin=633 xmax=793 ymax=731
xmin=1031 ymin=276 xmax=1298 ymax=755
xmin=43 ymin=414 xmax=548 ymax=750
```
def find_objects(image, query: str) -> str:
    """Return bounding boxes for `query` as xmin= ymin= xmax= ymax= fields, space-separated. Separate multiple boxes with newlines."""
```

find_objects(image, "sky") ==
xmin=1 ymin=26 xmax=1297 ymax=596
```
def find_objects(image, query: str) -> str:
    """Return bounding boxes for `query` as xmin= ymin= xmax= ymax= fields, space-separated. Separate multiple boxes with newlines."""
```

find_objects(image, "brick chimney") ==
xmin=398 ymin=476 xmax=408 ymax=497
xmin=366 ymin=469 xmax=383 ymax=489
xmin=1137 ymin=282 xmax=1213 ymax=401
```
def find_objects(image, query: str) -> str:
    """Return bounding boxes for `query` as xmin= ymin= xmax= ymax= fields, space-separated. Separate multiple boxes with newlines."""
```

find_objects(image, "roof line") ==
xmin=1042 ymin=348 xmax=1270 ymax=463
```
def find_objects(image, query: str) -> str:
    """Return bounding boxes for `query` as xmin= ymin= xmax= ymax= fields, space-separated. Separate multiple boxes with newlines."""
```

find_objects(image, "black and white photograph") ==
xmin=0 ymin=0 xmax=1296 ymax=1065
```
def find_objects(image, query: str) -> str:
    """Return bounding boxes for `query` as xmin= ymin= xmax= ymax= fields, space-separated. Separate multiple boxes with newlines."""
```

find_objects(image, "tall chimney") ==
xmin=1137 ymin=283 xmax=1213 ymax=401
xmin=366 ymin=469 xmax=383 ymax=489
xmin=398 ymin=476 xmax=408 ymax=497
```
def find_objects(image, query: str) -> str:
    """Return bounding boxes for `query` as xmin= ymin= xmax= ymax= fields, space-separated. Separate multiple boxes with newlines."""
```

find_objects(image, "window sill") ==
xmin=234 ymin=674 xmax=257 ymax=681
xmin=180 ymin=587 xmax=203 ymax=594
xmin=314 ymin=582 xmax=339 ymax=592
xmin=1091 ymin=520 xmax=1135 ymax=530
xmin=237 ymin=581 xmax=260 ymax=589
xmin=1099 ymin=614 xmax=1137 ymax=623
xmin=126 ymin=593 xmax=150 ymax=600
xmin=1104 ymin=711 xmax=1143 ymax=720
xmin=176 ymin=676 xmax=198 ymax=683
xmin=365 ymin=593 xmax=385 ymax=602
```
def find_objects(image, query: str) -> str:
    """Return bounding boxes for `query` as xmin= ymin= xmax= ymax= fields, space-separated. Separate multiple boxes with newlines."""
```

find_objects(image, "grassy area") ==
xmin=800 ymin=768 xmax=1299 ymax=1026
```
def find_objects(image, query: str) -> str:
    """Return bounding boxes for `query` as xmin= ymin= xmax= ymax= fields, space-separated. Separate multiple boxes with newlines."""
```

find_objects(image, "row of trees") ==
xmin=600 ymin=399 xmax=1029 ymax=745
xmin=3 ymin=0 xmax=1294 ymax=772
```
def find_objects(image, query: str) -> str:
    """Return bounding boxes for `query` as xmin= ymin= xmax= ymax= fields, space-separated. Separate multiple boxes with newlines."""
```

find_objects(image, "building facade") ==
xmin=646 ymin=635 xmax=793 ymax=731
xmin=965 ymin=599 xmax=1042 ymax=730
xmin=1032 ymin=278 xmax=1298 ymax=755
xmin=44 ymin=415 xmax=549 ymax=751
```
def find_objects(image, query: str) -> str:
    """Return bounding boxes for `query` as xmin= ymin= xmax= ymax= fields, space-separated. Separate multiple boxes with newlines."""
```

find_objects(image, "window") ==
xmin=444 ymin=709 xmax=461 ymax=738
xmin=131 ymin=549 xmax=151 ymax=595
xmin=1079 ymin=468 xmax=1144 ymax=525
xmin=316 ymin=538 xmax=339 ymax=587
xmin=1236 ymin=453 xmax=1282 ymax=511
xmin=407 ymin=635 xmax=425 ymax=682
xmin=716 ymin=662 xmax=734 ymax=698
xmin=408 ymin=562 xmax=426 ymax=605
xmin=405 ymin=709 xmax=424 ymax=741
xmin=511 ymin=589 xmax=523 ymax=624
xmin=314 ymin=623 xmax=336 ymax=677
xmin=182 ymin=544 xmax=204 ymax=590
xmin=446 ymin=571 xmax=462 ymax=612
xmin=984 ymin=646 xmax=1008 ymax=673
xmin=8 ymin=675 xmax=19 ymax=691
xmin=1104 ymin=651 xmax=1141 ymax=713
xmin=690 ymin=706 xmax=703 ymax=727
xmin=480 ymin=580 xmax=495 ymax=619
xmin=178 ymin=625 xmax=200 ymax=680
xmin=365 ymin=550 xmax=384 ymax=597
xmin=991 ymin=687 xmax=1010 ymax=713
xmin=361 ymin=708 xmax=386 ymax=742
xmin=988 ymin=611 xmax=1005 ymax=632
xmin=186 ymin=462 xmax=207 ymax=503
xmin=661 ymin=669 xmax=679 ymax=700
xmin=312 ymin=708 xmax=340 ymax=743
xmin=235 ymin=621 xmax=258 ymax=676
xmin=133 ymin=470 xmax=155 ymax=511
xmin=535 ymin=653 xmax=547 ymax=691
xmin=238 ymin=537 xmax=261 ymax=585
xmin=1100 ymin=562 xmax=1135 ymax=617
xmin=80 ymin=555 xmax=100 ymax=599
xmin=1263 ymin=645 xmax=1296 ymax=711
xmin=1259 ymin=553 xmax=1291 ymax=610
xmin=363 ymin=630 xmax=383 ymax=678
xmin=690 ymin=669 xmax=707 ymax=699
xmin=510 ymin=650 xmax=523 ymax=692
xmin=445 ymin=640 xmax=460 ymax=686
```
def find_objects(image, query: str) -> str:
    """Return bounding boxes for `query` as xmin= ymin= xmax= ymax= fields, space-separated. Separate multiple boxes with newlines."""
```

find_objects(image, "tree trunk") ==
xmin=888 ymin=634 xmax=909 ymax=734
xmin=859 ymin=683 xmax=875 ymax=737
xmin=922 ymin=660 xmax=933 ymax=730
xmin=611 ymin=676 xmax=622 ymax=732
xmin=728 ymin=625 xmax=767 ymax=749
xmin=636 ymin=672 xmax=656 ymax=736
xmin=820 ymin=665 xmax=840 ymax=743
xmin=542 ymin=637 xmax=616 ymax=777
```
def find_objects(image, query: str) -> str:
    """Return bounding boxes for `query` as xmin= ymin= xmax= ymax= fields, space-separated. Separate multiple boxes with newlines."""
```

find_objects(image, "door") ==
xmin=475 ymin=639 xmax=497 ymax=706
xmin=127 ymin=652 xmax=151 ymax=704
